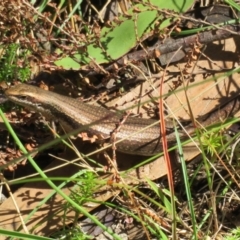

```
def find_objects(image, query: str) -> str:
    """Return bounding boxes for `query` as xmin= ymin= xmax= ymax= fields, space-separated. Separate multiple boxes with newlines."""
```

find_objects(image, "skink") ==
xmin=4 ymin=84 xmax=240 ymax=156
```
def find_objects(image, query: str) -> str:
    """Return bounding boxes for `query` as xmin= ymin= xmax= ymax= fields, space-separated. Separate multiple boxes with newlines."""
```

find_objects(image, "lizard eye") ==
xmin=18 ymin=95 xmax=27 ymax=99
xmin=17 ymin=95 xmax=34 ymax=103
xmin=18 ymin=95 xmax=27 ymax=100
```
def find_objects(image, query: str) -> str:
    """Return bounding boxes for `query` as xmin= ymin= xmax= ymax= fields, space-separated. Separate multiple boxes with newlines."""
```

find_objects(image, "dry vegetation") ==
xmin=0 ymin=0 xmax=240 ymax=239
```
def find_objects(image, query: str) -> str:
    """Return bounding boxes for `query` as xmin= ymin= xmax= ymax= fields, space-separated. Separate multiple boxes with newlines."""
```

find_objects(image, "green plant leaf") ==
xmin=55 ymin=0 xmax=194 ymax=69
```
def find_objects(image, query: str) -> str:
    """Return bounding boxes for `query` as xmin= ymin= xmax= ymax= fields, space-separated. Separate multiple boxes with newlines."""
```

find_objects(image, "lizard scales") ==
xmin=4 ymin=84 xmax=240 ymax=156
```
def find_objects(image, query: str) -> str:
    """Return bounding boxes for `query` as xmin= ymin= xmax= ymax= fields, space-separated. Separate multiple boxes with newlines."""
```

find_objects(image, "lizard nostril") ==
xmin=0 ymin=95 xmax=7 ymax=104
